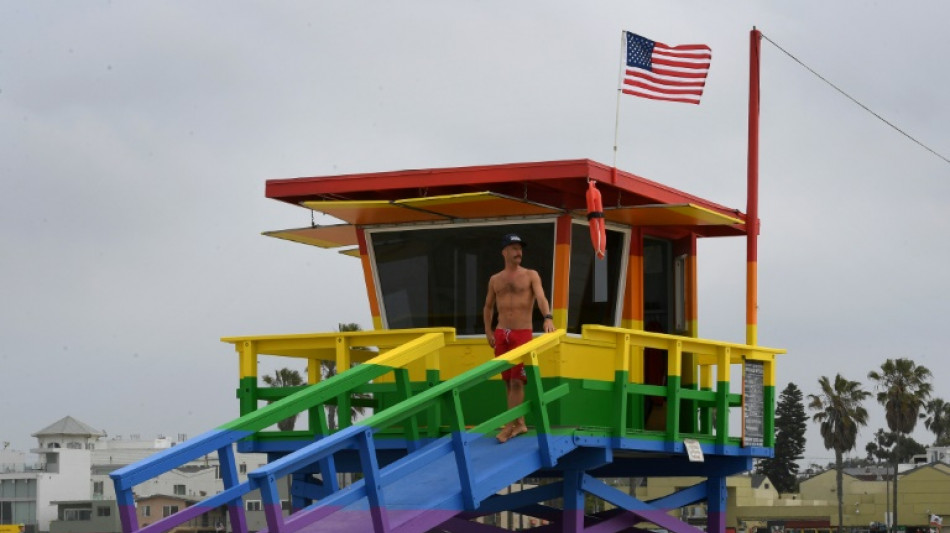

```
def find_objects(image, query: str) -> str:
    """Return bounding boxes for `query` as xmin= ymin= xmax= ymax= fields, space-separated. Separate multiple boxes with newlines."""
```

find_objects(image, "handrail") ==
xmin=580 ymin=325 xmax=785 ymax=450
xmin=110 ymin=329 xmax=453 ymax=533
xmin=247 ymin=330 xmax=567 ymax=533
xmin=113 ymin=324 xmax=783 ymax=533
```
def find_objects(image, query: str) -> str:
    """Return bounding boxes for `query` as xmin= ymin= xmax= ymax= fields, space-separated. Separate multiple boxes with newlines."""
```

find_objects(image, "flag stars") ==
xmin=626 ymin=33 xmax=654 ymax=69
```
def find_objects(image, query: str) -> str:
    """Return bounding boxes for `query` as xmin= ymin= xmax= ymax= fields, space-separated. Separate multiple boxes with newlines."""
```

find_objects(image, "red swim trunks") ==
xmin=494 ymin=329 xmax=533 ymax=383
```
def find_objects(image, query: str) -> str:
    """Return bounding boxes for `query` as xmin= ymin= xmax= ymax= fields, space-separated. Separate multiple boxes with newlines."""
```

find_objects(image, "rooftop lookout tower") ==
xmin=112 ymin=159 xmax=784 ymax=533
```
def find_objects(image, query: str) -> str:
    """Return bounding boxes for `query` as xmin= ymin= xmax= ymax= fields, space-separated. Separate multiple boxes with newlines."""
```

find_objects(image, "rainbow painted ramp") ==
xmin=111 ymin=328 xmax=771 ymax=533
xmin=261 ymin=430 xmax=576 ymax=533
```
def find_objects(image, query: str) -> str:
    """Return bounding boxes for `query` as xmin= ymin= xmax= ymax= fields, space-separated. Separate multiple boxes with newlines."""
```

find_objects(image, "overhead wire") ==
xmin=760 ymin=32 xmax=950 ymax=166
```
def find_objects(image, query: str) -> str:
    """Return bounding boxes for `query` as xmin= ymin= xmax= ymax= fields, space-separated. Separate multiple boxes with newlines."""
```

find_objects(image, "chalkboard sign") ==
xmin=743 ymin=360 xmax=765 ymax=447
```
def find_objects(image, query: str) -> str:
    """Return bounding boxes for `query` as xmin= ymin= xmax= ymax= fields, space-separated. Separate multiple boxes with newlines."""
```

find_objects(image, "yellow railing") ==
xmin=223 ymin=325 xmax=784 ymax=448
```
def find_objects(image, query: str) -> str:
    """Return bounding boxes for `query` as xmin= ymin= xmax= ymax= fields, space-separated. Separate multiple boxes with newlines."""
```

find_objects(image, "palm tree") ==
xmin=924 ymin=398 xmax=950 ymax=446
xmin=808 ymin=374 xmax=871 ymax=533
xmin=261 ymin=368 xmax=305 ymax=431
xmin=868 ymin=358 xmax=932 ymax=530
xmin=323 ymin=323 xmax=370 ymax=430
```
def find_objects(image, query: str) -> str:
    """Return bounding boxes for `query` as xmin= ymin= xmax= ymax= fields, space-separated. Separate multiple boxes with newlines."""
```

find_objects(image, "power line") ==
xmin=760 ymin=32 xmax=950 ymax=166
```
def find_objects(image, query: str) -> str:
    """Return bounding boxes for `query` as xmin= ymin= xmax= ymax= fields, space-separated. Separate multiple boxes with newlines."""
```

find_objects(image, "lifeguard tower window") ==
xmin=567 ymin=223 xmax=626 ymax=334
xmin=369 ymin=222 xmax=555 ymax=335
xmin=644 ymin=238 xmax=673 ymax=333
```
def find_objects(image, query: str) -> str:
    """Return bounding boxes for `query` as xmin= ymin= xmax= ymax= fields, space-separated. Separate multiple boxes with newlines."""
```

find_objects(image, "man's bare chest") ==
xmin=496 ymin=275 xmax=531 ymax=296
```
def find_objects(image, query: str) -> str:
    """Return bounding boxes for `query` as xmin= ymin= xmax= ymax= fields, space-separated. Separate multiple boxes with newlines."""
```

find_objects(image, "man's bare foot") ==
xmin=496 ymin=424 xmax=514 ymax=443
xmin=497 ymin=424 xmax=528 ymax=443
xmin=508 ymin=424 xmax=528 ymax=439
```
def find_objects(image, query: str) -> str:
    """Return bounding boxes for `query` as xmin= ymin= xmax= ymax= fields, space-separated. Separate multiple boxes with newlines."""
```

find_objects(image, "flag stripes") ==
xmin=622 ymin=31 xmax=712 ymax=105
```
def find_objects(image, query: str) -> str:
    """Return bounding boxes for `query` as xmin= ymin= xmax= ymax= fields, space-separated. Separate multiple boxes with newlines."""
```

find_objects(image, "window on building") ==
xmin=97 ymin=507 xmax=111 ymax=517
xmin=245 ymin=501 xmax=261 ymax=512
xmin=1 ymin=500 xmax=34 ymax=525
xmin=173 ymin=484 xmax=186 ymax=496
xmin=239 ymin=463 xmax=247 ymax=474
xmin=64 ymin=509 xmax=92 ymax=521
xmin=281 ymin=500 xmax=291 ymax=512
xmin=93 ymin=481 xmax=104 ymax=496
xmin=4 ymin=479 xmax=36 ymax=499
xmin=141 ymin=506 xmax=151 ymax=517
xmin=162 ymin=506 xmax=179 ymax=517
xmin=369 ymin=221 xmax=556 ymax=334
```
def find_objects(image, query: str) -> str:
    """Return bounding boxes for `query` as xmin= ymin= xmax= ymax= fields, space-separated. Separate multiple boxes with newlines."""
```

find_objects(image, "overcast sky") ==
xmin=2 ymin=2 xmax=948 ymax=468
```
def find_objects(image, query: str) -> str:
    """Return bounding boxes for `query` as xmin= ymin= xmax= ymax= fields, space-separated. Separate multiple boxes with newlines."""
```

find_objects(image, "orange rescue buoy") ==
xmin=586 ymin=180 xmax=606 ymax=259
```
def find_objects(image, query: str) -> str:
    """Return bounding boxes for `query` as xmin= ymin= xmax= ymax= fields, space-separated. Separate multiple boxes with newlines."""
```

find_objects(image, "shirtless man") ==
xmin=483 ymin=233 xmax=555 ymax=443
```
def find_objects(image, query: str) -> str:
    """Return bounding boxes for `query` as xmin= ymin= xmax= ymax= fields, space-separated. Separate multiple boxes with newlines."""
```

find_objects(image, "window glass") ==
xmin=567 ymin=224 xmax=626 ymax=334
xmin=643 ymin=238 xmax=672 ymax=332
xmin=64 ymin=509 xmax=91 ymax=521
xmin=370 ymin=222 xmax=555 ymax=334
xmin=14 ymin=479 xmax=29 ymax=498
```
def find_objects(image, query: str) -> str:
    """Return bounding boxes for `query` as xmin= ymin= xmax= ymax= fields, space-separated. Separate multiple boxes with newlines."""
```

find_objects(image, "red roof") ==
xmin=266 ymin=159 xmax=747 ymax=238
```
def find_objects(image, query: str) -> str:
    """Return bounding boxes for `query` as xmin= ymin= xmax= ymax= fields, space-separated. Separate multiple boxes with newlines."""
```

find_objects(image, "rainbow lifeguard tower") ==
xmin=111 ymin=159 xmax=784 ymax=533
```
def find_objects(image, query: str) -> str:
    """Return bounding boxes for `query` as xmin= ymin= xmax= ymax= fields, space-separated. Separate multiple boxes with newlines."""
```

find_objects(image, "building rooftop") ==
xmin=31 ymin=416 xmax=104 ymax=438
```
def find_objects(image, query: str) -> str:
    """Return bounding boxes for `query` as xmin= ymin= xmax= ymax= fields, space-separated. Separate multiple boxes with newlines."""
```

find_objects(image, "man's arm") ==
xmin=483 ymin=277 xmax=497 ymax=347
xmin=530 ymin=270 xmax=556 ymax=333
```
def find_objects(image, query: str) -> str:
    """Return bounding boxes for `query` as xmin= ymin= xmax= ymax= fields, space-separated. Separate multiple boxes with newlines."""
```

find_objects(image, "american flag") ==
xmin=622 ymin=31 xmax=712 ymax=105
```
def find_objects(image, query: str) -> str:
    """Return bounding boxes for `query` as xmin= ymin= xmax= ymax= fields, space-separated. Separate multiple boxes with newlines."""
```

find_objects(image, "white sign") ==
xmin=684 ymin=438 xmax=704 ymax=462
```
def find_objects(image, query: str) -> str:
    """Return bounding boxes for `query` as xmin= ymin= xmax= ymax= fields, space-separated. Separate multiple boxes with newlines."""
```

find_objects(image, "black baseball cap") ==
xmin=500 ymin=233 xmax=527 ymax=249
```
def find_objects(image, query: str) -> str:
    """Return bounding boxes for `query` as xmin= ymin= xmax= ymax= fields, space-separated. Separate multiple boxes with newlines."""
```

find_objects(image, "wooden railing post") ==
xmin=665 ymin=339 xmax=683 ymax=443
xmin=613 ymin=332 xmax=631 ymax=438
xmin=335 ymin=335 xmax=352 ymax=428
xmin=715 ymin=346 xmax=731 ymax=446
xmin=394 ymin=368 xmax=421 ymax=451
xmin=763 ymin=356 xmax=776 ymax=448
xmin=218 ymin=444 xmax=248 ymax=533
xmin=238 ymin=341 xmax=258 ymax=417
xmin=525 ymin=350 xmax=555 ymax=467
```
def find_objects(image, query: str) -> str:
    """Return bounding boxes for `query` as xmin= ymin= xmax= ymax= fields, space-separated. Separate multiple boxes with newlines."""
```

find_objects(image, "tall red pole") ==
xmin=746 ymin=27 xmax=761 ymax=346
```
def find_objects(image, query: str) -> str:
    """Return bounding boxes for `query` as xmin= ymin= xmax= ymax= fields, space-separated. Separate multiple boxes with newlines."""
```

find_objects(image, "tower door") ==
xmin=643 ymin=236 xmax=690 ymax=335
xmin=643 ymin=237 xmax=673 ymax=334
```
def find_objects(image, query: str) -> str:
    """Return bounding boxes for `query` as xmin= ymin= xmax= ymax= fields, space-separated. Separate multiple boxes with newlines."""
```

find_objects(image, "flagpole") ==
xmin=746 ymin=27 xmax=761 ymax=347
xmin=612 ymin=30 xmax=626 ymax=171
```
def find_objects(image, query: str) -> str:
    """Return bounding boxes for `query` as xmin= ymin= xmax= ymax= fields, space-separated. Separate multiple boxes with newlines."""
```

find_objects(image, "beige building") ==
xmin=635 ymin=463 xmax=949 ymax=533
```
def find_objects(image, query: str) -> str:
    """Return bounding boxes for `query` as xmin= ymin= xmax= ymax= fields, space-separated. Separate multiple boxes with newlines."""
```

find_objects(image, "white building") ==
xmin=926 ymin=446 xmax=950 ymax=464
xmin=1 ymin=416 xmax=266 ymax=533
